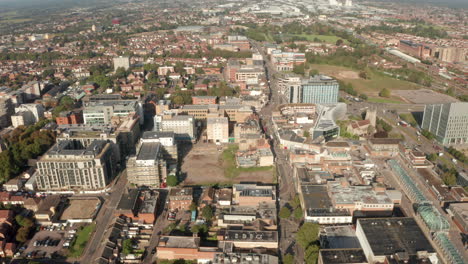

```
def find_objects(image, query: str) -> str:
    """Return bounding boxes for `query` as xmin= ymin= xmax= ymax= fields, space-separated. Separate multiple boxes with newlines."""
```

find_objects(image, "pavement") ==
xmin=253 ymin=40 xmax=303 ymax=262
xmin=79 ymin=171 xmax=128 ymax=263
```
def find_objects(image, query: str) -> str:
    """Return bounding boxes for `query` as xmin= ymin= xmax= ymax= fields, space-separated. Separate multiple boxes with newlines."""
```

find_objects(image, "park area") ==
xmin=180 ymin=142 xmax=274 ymax=186
xmin=309 ymin=64 xmax=422 ymax=102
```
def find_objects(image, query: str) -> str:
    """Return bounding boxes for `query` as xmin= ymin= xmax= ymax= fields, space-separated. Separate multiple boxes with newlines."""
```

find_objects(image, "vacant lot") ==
xmin=394 ymin=89 xmax=459 ymax=104
xmin=309 ymin=64 xmax=422 ymax=101
xmin=181 ymin=143 xmax=274 ymax=185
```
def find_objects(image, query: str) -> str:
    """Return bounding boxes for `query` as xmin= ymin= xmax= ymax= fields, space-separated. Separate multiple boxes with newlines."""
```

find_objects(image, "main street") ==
xmin=80 ymin=171 xmax=128 ymax=263
xmin=253 ymin=41 xmax=303 ymax=261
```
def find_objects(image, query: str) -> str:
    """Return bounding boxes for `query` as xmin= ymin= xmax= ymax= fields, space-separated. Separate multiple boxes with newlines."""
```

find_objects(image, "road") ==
xmin=80 ymin=171 xmax=128 ymax=263
xmin=253 ymin=40 xmax=304 ymax=262
xmin=141 ymin=189 xmax=169 ymax=264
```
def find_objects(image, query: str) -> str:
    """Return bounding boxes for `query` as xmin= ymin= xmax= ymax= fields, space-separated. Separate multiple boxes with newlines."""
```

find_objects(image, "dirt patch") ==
xmin=181 ymin=143 xmax=275 ymax=185
xmin=336 ymin=71 xmax=360 ymax=79
xmin=236 ymin=170 xmax=274 ymax=184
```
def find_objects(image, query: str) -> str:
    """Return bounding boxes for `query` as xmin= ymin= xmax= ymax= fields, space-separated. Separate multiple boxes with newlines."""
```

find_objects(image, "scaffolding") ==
xmin=434 ymin=232 xmax=465 ymax=264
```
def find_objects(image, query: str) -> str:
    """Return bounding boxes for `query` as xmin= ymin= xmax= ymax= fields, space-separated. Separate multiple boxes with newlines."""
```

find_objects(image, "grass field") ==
xmin=221 ymin=145 xmax=273 ymax=182
xmin=309 ymin=64 xmax=422 ymax=100
xmin=368 ymin=97 xmax=403 ymax=104
xmin=68 ymin=224 xmax=96 ymax=258
xmin=286 ymin=34 xmax=345 ymax=44
xmin=0 ymin=11 xmax=32 ymax=24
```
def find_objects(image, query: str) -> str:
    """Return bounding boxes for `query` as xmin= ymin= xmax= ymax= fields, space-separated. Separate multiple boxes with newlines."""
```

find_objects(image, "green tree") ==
xmin=283 ymin=254 xmax=294 ymax=264
xmin=16 ymin=227 xmax=29 ymax=243
xmin=114 ymin=67 xmax=128 ymax=79
xmin=172 ymin=95 xmax=184 ymax=105
xmin=296 ymin=223 xmax=319 ymax=249
xmin=379 ymin=88 xmax=391 ymax=98
xmin=202 ymin=206 xmax=213 ymax=220
xmin=292 ymin=64 xmax=305 ymax=75
xmin=426 ymin=153 xmax=437 ymax=162
xmin=166 ymin=175 xmax=178 ymax=187
xmin=191 ymin=224 xmax=208 ymax=235
xmin=294 ymin=206 xmax=303 ymax=220
xmin=442 ymin=172 xmax=457 ymax=186
xmin=305 ymin=244 xmax=320 ymax=264
xmin=122 ymin=239 xmax=133 ymax=255
xmin=279 ymin=207 xmax=291 ymax=219
xmin=189 ymin=202 xmax=197 ymax=212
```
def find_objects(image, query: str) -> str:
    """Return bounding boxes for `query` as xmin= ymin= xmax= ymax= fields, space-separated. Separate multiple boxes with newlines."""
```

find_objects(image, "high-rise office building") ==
xmin=421 ymin=102 xmax=468 ymax=145
xmin=35 ymin=140 xmax=118 ymax=191
xmin=287 ymin=75 xmax=339 ymax=104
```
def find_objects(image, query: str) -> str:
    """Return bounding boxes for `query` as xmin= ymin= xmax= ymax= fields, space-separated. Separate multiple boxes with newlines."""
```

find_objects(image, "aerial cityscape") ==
xmin=0 ymin=0 xmax=466 ymax=263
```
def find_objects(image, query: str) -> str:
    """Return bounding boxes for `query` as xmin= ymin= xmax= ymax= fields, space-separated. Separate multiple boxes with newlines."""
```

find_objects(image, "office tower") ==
xmin=421 ymin=102 xmax=468 ymax=145
xmin=289 ymin=75 xmax=339 ymax=104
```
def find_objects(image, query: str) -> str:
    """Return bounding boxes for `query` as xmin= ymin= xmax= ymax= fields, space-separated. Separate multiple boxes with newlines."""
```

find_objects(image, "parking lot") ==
xmin=23 ymin=230 xmax=65 ymax=259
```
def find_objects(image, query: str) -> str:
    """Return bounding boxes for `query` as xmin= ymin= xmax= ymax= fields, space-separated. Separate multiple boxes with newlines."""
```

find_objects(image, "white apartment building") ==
xmin=207 ymin=117 xmax=229 ymax=143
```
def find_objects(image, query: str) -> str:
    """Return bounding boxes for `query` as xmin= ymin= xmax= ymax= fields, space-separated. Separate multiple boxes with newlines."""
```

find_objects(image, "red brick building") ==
xmin=55 ymin=111 xmax=83 ymax=125
xmin=192 ymin=96 xmax=217 ymax=105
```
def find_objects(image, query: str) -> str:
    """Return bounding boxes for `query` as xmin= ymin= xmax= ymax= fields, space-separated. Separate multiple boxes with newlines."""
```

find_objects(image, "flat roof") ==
xmin=225 ymin=230 xmax=278 ymax=242
xmin=322 ymin=226 xmax=361 ymax=249
xmin=137 ymin=142 xmax=161 ymax=161
xmin=117 ymin=189 xmax=139 ymax=211
xmin=159 ymin=236 xmax=200 ymax=248
xmin=319 ymin=249 xmax=367 ymax=264
xmin=357 ymin=218 xmax=435 ymax=256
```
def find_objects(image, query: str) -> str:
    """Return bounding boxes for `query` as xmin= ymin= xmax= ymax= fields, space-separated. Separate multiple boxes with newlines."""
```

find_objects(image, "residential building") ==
xmin=192 ymin=96 xmax=217 ymax=105
xmin=156 ymin=236 xmax=217 ymax=261
xmin=35 ymin=140 xmax=118 ymax=191
xmin=141 ymin=131 xmax=178 ymax=164
xmin=178 ymin=104 xmax=253 ymax=123
xmin=126 ymin=141 xmax=167 ymax=187
xmin=355 ymin=218 xmax=437 ymax=263
xmin=271 ymin=50 xmax=306 ymax=71
xmin=448 ymin=203 xmax=468 ymax=234
xmin=421 ymin=102 xmax=468 ymax=145
xmin=113 ymin=56 xmax=130 ymax=71
xmin=222 ymin=230 xmax=278 ymax=249
xmin=55 ymin=111 xmax=83 ymax=125
xmin=116 ymin=189 xmax=159 ymax=224
xmin=11 ymin=103 xmax=45 ymax=127
xmin=213 ymin=253 xmax=278 ymax=264
xmin=207 ymin=117 xmax=229 ymax=143
xmin=168 ymin=188 xmax=193 ymax=211
xmin=0 ymin=98 xmax=13 ymax=128
xmin=154 ymin=114 xmax=196 ymax=141
xmin=232 ymin=184 xmax=276 ymax=207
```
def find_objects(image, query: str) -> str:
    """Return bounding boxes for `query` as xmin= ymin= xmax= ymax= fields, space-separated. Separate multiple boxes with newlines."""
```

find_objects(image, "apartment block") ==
xmin=153 ymin=114 xmax=196 ymax=141
xmin=207 ymin=117 xmax=229 ymax=143
xmin=35 ymin=140 xmax=118 ymax=191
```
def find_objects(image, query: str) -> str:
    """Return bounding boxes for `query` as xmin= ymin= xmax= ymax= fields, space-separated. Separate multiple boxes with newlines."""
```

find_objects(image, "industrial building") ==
xmin=355 ymin=218 xmax=437 ymax=263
